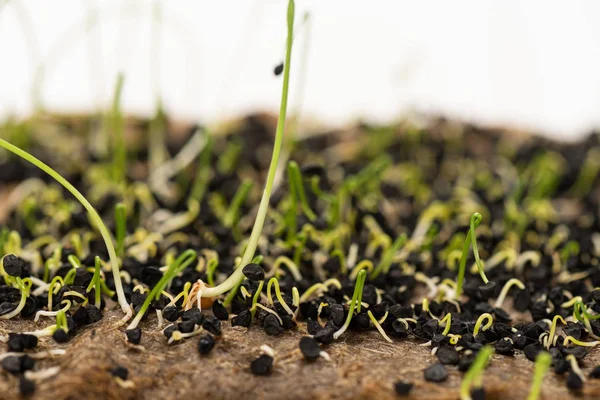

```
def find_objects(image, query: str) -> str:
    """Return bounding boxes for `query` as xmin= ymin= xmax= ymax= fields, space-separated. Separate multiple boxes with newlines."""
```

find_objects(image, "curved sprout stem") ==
xmin=473 ymin=313 xmax=494 ymax=336
xmin=0 ymin=138 xmax=131 ymax=315
xmin=334 ymin=270 xmax=367 ymax=340
xmin=367 ymin=310 xmax=392 ymax=343
xmin=494 ymin=278 xmax=525 ymax=308
xmin=266 ymin=277 xmax=294 ymax=316
xmin=456 ymin=213 xmax=489 ymax=298
xmin=202 ymin=0 xmax=295 ymax=299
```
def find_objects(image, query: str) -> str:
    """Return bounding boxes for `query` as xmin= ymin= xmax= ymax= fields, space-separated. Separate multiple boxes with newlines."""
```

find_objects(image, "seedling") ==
xmin=202 ymin=0 xmax=295 ymax=299
xmin=460 ymin=345 xmax=493 ymax=400
xmin=333 ymin=269 xmax=366 ymax=339
xmin=115 ymin=203 xmax=127 ymax=257
xmin=527 ymin=351 xmax=551 ymax=400
xmin=473 ymin=313 xmax=493 ymax=336
xmin=455 ymin=212 xmax=493 ymax=298
xmin=0 ymin=138 xmax=131 ymax=315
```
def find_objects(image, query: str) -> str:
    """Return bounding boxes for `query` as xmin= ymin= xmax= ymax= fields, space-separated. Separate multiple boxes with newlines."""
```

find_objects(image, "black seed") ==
xmin=524 ymin=343 xmax=543 ymax=362
xmin=328 ymin=303 xmax=345 ymax=327
xmin=19 ymin=377 xmax=35 ymax=396
xmin=163 ymin=324 xmax=177 ymax=339
xmin=313 ymin=326 xmax=335 ymax=345
xmin=263 ymin=313 xmax=284 ymax=336
xmin=7 ymin=333 xmax=37 ymax=352
xmin=0 ymin=301 xmax=17 ymax=316
xmin=495 ymin=338 xmax=514 ymax=356
xmin=307 ymin=318 xmax=322 ymax=335
xmin=589 ymin=365 xmax=600 ymax=379
xmin=213 ymin=300 xmax=229 ymax=321
xmin=592 ymin=289 xmax=600 ymax=303
xmin=53 ymin=329 xmax=69 ymax=343
xmin=202 ymin=315 xmax=222 ymax=336
xmin=511 ymin=331 xmax=528 ymax=350
xmin=182 ymin=308 xmax=204 ymax=325
xmin=178 ymin=320 xmax=195 ymax=333
xmin=163 ymin=305 xmax=181 ymax=322
xmin=394 ymin=380 xmax=413 ymax=396
xmin=471 ymin=387 xmax=486 ymax=400
xmin=273 ymin=62 xmax=284 ymax=76
xmin=20 ymin=297 xmax=37 ymax=317
xmin=232 ymin=309 xmax=253 ymax=328
xmin=131 ymin=291 xmax=147 ymax=308
xmin=2 ymin=254 xmax=24 ymax=276
xmin=242 ymin=263 xmax=265 ymax=282
xmin=126 ymin=328 xmax=142 ymax=345
xmin=111 ymin=366 xmax=128 ymax=380
xmin=424 ymin=363 xmax=448 ymax=382
xmin=554 ymin=358 xmax=569 ymax=374
xmin=567 ymin=371 xmax=583 ymax=390
xmin=478 ymin=281 xmax=497 ymax=300
xmin=299 ymin=336 xmax=321 ymax=361
xmin=2 ymin=356 xmax=22 ymax=375
xmin=436 ymin=345 xmax=459 ymax=365
xmin=85 ymin=305 xmax=103 ymax=323
xmin=459 ymin=352 xmax=476 ymax=372
xmin=141 ymin=266 xmax=162 ymax=287
xmin=198 ymin=334 xmax=215 ymax=355
xmin=513 ymin=290 xmax=531 ymax=312
xmin=563 ymin=346 xmax=588 ymax=361
xmin=250 ymin=354 xmax=273 ymax=376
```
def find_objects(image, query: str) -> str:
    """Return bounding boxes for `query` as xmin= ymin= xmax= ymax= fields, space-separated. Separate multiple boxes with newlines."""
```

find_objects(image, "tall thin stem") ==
xmin=203 ymin=0 xmax=295 ymax=298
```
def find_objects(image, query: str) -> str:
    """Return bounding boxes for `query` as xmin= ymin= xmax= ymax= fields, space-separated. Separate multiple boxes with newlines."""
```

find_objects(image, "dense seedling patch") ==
xmin=2 ymin=1 xmax=600 ymax=398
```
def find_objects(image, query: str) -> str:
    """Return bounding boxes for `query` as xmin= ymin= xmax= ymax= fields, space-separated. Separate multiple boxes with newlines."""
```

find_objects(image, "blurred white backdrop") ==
xmin=1 ymin=0 xmax=600 ymax=139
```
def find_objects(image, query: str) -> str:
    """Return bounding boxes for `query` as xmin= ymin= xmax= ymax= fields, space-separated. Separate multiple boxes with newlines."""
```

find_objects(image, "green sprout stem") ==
xmin=0 ymin=277 xmax=32 ymax=320
xmin=371 ymin=233 xmax=407 ymax=279
xmin=0 ymin=138 xmax=130 ymax=315
xmin=86 ymin=256 xmax=103 ymax=308
xmin=111 ymin=72 xmax=126 ymax=183
xmin=202 ymin=0 xmax=295 ymax=299
xmin=127 ymin=250 xmax=197 ymax=330
xmin=527 ymin=351 xmax=552 ymax=400
xmin=473 ymin=313 xmax=494 ymax=336
xmin=333 ymin=269 xmax=367 ymax=340
xmin=115 ymin=203 xmax=127 ymax=257
xmin=455 ymin=212 xmax=489 ymax=298
xmin=266 ymin=277 xmax=294 ymax=316
xmin=250 ymin=280 xmax=265 ymax=318
xmin=460 ymin=345 xmax=494 ymax=400
xmin=494 ymin=278 xmax=525 ymax=308
xmin=223 ymin=180 xmax=253 ymax=228
xmin=367 ymin=310 xmax=392 ymax=343
xmin=190 ymin=133 xmax=213 ymax=202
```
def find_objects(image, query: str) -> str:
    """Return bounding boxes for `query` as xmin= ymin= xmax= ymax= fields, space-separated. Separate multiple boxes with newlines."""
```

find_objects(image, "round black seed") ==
xmin=313 ymin=326 xmax=334 ymax=345
xmin=202 ymin=315 xmax=222 ymax=336
xmin=85 ymin=305 xmax=103 ymax=323
xmin=7 ymin=333 xmax=37 ymax=352
xmin=20 ymin=355 xmax=34 ymax=372
xmin=53 ymin=329 xmax=69 ymax=343
xmin=198 ymin=334 xmax=215 ymax=355
xmin=307 ymin=318 xmax=322 ymax=335
xmin=436 ymin=345 xmax=459 ymax=365
xmin=126 ymin=328 xmax=142 ymax=345
xmin=424 ymin=363 xmax=448 ymax=382
xmin=328 ymin=303 xmax=345 ymax=327
xmin=478 ymin=281 xmax=497 ymax=300
xmin=299 ymin=336 xmax=321 ymax=361
xmin=263 ymin=313 xmax=284 ymax=336
xmin=512 ymin=331 xmax=528 ymax=350
xmin=19 ymin=377 xmax=35 ymax=396
xmin=495 ymin=338 xmax=514 ymax=356
xmin=212 ymin=300 xmax=229 ymax=321
xmin=524 ymin=343 xmax=543 ymax=362
xmin=2 ymin=356 xmax=22 ymax=375
xmin=273 ymin=62 xmax=284 ymax=76
xmin=589 ymin=365 xmax=600 ymax=379
xmin=471 ymin=387 xmax=486 ymax=400
xmin=394 ymin=380 xmax=413 ymax=396
xmin=592 ymin=289 xmax=600 ymax=304
xmin=163 ymin=324 xmax=177 ymax=339
xmin=242 ymin=263 xmax=265 ymax=282
xmin=182 ymin=308 xmax=205 ymax=325
xmin=459 ymin=352 xmax=476 ymax=372
xmin=0 ymin=302 xmax=17 ymax=316
xmin=178 ymin=320 xmax=195 ymax=333
xmin=232 ymin=309 xmax=252 ymax=328
xmin=554 ymin=358 xmax=569 ymax=375
xmin=2 ymin=254 xmax=24 ymax=277
xmin=250 ymin=354 xmax=273 ymax=376
xmin=567 ymin=371 xmax=583 ymax=390
xmin=111 ymin=366 xmax=128 ymax=380
xmin=20 ymin=297 xmax=37 ymax=318
xmin=163 ymin=305 xmax=181 ymax=322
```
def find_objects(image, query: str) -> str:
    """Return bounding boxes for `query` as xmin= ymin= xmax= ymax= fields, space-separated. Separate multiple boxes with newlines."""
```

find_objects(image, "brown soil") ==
xmin=2 ymin=308 xmax=600 ymax=400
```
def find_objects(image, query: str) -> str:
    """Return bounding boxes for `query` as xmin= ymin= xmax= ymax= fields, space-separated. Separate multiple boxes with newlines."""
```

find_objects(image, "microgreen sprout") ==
xmin=527 ymin=351 xmax=551 ymax=400
xmin=127 ymin=250 xmax=197 ymax=330
xmin=460 ymin=345 xmax=493 ymax=400
xmin=439 ymin=313 xmax=452 ymax=336
xmin=566 ymin=354 xmax=585 ymax=383
xmin=473 ymin=313 xmax=493 ymax=336
xmin=333 ymin=269 xmax=366 ymax=340
xmin=367 ymin=310 xmax=392 ymax=343
xmin=455 ymin=212 xmax=492 ymax=299
xmin=85 ymin=257 xmax=102 ymax=309
xmin=544 ymin=315 xmax=566 ymax=349
xmin=494 ymin=278 xmax=525 ymax=308
xmin=201 ymin=0 xmax=295 ymax=300
xmin=110 ymin=72 xmax=126 ymax=183
xmin=286 ymin=160 xmax=316 ymax=242
xmin=115 ymin=203 xmax=127 ymax=257
xmin=190 ymin=133 xmax=213 ymax=202
xmin=266 ymin=277 xmax=294 ymax=316
xmin=370 ymin=233 xmax=407 ymax=279
xmin=0 ymin=138 xmax=130 ymax=315
xmin=223 ymin=180 xmax=253 ymax=228
xmin=250 ymin=280 xmax=265 ymax=319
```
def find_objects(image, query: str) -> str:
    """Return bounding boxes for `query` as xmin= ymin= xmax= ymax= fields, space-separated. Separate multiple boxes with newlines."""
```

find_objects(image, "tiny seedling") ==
xmin=460 ymin=345 xmax=493 ymax=400
xmin=334 ymin=269 xmax=367 ymax=339
xmin=455 ymin=212 xmax=492 ymax=298
xmin=527 ymin=351 xmax=551 ymax=400
xmin=201 ymin=0 xmax=295 ymax=299
xmin=0 ymin=138 xmax=130 ymax=315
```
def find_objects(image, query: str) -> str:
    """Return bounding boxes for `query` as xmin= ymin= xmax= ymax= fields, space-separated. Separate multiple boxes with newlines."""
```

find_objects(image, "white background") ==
xmin=1 ymin=0 xmax=600 ymax=140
